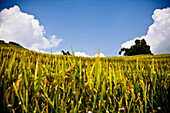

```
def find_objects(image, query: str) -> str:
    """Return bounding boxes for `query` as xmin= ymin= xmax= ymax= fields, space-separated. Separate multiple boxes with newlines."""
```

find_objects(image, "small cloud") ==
xmin=0 ymin=5 xmax=62 ymax=51
xmin=75 ymin=51 xmax=90 ymax=57
xmin=40 ymin=50 xmax=49 ymax=53
xmin=53 ymin=51 xmax=62 ymax=55
xmin=121 ymin=7 xmax=170 ymax=54
xmin=39 ymin=50 xmax=62 ymax=55
xmin=75 ymin=51 xmax=105 ymax=57
xmin=95 ymin=52 xmax=105 ymax=57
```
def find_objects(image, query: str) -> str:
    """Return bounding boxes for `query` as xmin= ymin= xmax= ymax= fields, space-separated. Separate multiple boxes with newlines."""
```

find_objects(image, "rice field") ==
xmin=0 ymin=47 xmax=170 ymax=113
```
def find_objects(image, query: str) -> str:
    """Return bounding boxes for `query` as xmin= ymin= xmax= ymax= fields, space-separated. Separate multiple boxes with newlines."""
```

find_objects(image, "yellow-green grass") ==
xmin=0 ymin=47 xmax=170 ymax=113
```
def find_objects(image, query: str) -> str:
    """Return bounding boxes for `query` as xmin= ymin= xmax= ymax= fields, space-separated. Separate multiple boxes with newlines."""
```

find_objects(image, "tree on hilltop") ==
xmin=61 ymin=50 xmax=71 ymax=55
xmin=9 ymin=41 xmax=23 ymax=47
xmin=0 ymin=40 xmax=5 ymax=44
xmin=119 ymin=39 xmax=153 ymax=56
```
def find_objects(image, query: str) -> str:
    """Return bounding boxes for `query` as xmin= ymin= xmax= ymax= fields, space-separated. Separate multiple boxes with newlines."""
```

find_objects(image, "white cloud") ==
xmin=94 ymin=52 xmax=105 ymax=57
xmin=40 ymin=50 xmax=49 ymax=53
xmin=121 ymin=7 xmax=170 ymax=54
xmin=53 ymin=51 xmax=62 ymax=55
xmin=74 ymin=51 xmax=105 ymax=57
xmin=0 ymin=5 xmax=62 ymax=51
xmin=121 ymin=37 xmax=141 ymax=48
xmin=39 ymin=50 xmax=62 ymax=55
xmin=75 ymin=51 xmax=90 ymax=57
xmin=50 ymin=35 xmax=62 ymax=47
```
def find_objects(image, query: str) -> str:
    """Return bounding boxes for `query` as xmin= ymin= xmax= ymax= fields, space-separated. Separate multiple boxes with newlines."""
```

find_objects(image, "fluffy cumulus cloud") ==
xmin=0 ymin=5 xmax=62 ymax=51
xmin=121 ymin=7 xmax=170 ymax=54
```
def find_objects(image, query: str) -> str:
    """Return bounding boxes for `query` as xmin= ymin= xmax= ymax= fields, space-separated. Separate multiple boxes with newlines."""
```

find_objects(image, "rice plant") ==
xmin=0 ymin=47 xmax=169 ymax=113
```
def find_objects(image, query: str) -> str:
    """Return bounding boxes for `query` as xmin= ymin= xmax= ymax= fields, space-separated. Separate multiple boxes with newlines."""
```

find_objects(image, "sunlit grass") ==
xmin=0 ymin=47 xmax=169 ymax=112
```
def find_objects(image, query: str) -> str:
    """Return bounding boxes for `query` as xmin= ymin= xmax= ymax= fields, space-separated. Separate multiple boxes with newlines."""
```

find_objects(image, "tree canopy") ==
xmin=61 ymin=50 xmax=71 ymax=55
xmin=119 ymin=39 xmax=153 ymax=56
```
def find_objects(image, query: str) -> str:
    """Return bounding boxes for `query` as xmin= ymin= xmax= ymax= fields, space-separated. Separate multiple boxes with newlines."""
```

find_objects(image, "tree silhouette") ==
xmin=9 ymin=41 xmax=23 ymax=47
xmin=61 ymin=50 xmax=71 ymax=55
xmin=119 ymin=39 xmax=153 ymax=56
xmin=0 ymin=40 xmax=5 ymax=44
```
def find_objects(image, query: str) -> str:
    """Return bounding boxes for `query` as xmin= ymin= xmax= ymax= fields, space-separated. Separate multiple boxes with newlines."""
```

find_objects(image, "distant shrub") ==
xmin=0 ymin=40 xmax=5 ymax=44
xmin=9 ymin=41 xmax=22 ymax=47
xmin=61 ymin=50 xmax=71 ymax=55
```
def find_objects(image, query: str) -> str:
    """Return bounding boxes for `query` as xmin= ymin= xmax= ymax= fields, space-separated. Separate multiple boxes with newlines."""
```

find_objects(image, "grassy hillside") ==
xmin=0 ymin=40 xmax=26 ymax=50
xmin=0 ymin=46 xmax=170 ymax=113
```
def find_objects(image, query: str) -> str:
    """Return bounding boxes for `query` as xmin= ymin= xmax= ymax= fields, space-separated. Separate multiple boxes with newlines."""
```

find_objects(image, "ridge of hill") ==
xmin=0 ymin=40 xmax=26 ymax=50
xmin=0 ymin=40 xmax=170 ymax=58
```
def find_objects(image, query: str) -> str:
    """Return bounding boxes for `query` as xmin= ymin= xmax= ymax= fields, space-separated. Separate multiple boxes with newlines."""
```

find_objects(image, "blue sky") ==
xmin=0 ymin=0 xmax=170 ymax=56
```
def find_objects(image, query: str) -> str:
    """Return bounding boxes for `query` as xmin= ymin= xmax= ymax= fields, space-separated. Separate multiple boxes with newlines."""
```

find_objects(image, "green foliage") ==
xmin=0 ymin=40 xmax=25 ymax=50
xmin=0 ymin=47 xmax=169 ymax=113
xmin=119 ymin=39 xmax=153 ymax=56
